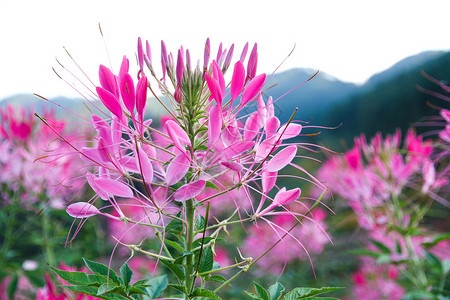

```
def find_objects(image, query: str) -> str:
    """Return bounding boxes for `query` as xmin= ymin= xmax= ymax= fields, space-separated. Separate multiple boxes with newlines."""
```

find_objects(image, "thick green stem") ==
xmin=184 ymin=198 xmax=196 ymax=299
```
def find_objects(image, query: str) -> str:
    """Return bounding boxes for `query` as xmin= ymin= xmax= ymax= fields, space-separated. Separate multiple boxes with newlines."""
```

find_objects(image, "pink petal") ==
xmin=119 ymin=73 xmax=136 ymax=114
xmin=244 ymin=112 xmax=262 ymax=141
xmin=266 ymin=96 xmax=274 ymax=119
xmin=222 ymin=141 xmax=254 ymax=159
xmin=255 ymin=137 xmax=280 ymax=161
xmin=165 ymin=119 xmax=191 ymax=150
xmin=223 ymin=44 xmax=234 ymax=70
xmin=274 ymin=187 xmax=301 ymax=206
xmin=204 ymin=38 xmax=210 ymax=68
xmin=173 ymin=180 xmax=206 ymax=202
xmin=246 ymin=43 xmax=258 ymax=79
xmin=97 ymin=137 xmax=111 ymax=162
xmin=92 ymin=115 xmax=111 ymax=142
xmin=95 ymin=177 xmax=134 ymax=198
xmin=86 ymin=172 xmax=109 ymax=200
xmin=212 ymin=61 xmax=225 ymax=100
xmin=67 ymin=202 xmax=100 ymax=219
xmin=265 ymin=116 xmax=280 ymax=138
xmin=119 ymin=56 xmax=129 ymax=80
xmin=137 ymin=37 xmax=144 ymax=70
xmin=176 ymin=49 xmax=184 ymax=84
xmin=277 ymin=123 xmax=302 ymax=140
xmin=241 ymin=74 xmax=266 ymax=107
xmin=136 ymin=145 xmax=154 ymax=183
xmin=99 ymin=65 xmax=118 ymax=98
xmin=262 ymin=170 xmax=277 ymax=194
xmin=136 ymin=76 xmax=148 ymax=121
xmin=221 ymin=161 xmax=243 ymax=173
xmin=230 ymin=61 xmax=245 ymax=101
xmin=166 ymin=151 xmax=190 ymax=186
xmin=265 ymin=145 xmax=297 ymax=172
xmin=205 ymin=72 xmax=223 ymax=105
xmin=96 ymin=86 xmax=122 ymax=119
xmin=239 ymin=42 xmax=249 ymax=63
xmin=120 ymin=156 xmax=140 ymax=173
xmin=208 ymin=104 xmax=222 ymax=146
xmin=221 ymin=124 xmax=241 ymax=147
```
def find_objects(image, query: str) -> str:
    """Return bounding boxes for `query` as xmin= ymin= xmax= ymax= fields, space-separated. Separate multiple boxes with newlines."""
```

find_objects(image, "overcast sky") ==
xmin=0 ymin=0 xmax=449 ymax=100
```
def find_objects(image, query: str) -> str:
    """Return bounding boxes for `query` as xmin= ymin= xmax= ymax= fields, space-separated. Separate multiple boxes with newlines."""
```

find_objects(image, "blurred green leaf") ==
xmin=268 ymin=282 xmax=285 ymax=300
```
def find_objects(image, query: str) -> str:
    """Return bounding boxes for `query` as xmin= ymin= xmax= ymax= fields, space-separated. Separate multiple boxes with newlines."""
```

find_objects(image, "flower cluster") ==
xmin=317 ymin=129 xmax=449 ymax=296
xmin=53 ymin=37 xmax=328 ymax=298
xmin=317 ymin=129 xmax=447 ymax=230
xmin=65 ymin=38 xmax=325 ymax=234
xmin=0 ymin=105 xmax=85 ymax=208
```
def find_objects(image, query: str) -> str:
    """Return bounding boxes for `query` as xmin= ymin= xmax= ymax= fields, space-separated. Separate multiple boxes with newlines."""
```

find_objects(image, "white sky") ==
xmin=0 ymin=0 xmax=449 ymax=100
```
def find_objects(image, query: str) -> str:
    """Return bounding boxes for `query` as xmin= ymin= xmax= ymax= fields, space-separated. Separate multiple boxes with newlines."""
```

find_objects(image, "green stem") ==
xmin=184 ymin=198 xmax=195 ymax=299
xmin=42 ymin=212 xmax=55 ymax=266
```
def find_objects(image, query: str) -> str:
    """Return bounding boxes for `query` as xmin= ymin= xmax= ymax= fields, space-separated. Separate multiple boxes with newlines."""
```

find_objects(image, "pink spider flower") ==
xmin=46 ymin=37 xmax=330 ymax=280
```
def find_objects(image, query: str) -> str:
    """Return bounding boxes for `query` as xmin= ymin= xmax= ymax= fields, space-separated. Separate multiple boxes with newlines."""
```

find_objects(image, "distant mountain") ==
xmin=324 ymin=50 xmax=450 ymax=149
xmin=365 ymin=51 xmax=446 ymax=87
xmin=264 ymin=68 xmax=358 ymax=123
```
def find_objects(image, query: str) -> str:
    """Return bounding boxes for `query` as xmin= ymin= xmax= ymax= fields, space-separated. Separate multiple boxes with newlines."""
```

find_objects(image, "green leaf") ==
xmin=97 ymin=283 xmax=121 ymax=295
xmin=245 ymin=291 xmax=263 ymax=299
xmin=268 ymin=282 xmax=285 ymax=300
xmin=145 ymin=275 xmax=168 ymax=298
xmin=166 ymin=213 xmax=184 ymax=235
xmin=404 ymin=290 xmax=437 ymax=299
xmin=196 ymin=246 xmax=214 ymax=274
xmin=61 ymin=285 xmax=128 ymax=299
xmin=128 ymin=285 xmax=151 ymax=296
xmin=425 ymin=252 xmax=443 ymax=272
xmin=168 ymin=283 xmax=186 ymax=294
xmin=395 ymin=240 xmax=402 ymax=254
xmin=50 ymin=267 xmax=90 ymax=285
xmin=174 ymin=251 xmax=194 ymax=264
xmin=195 ymin=214 xmax=206 ymax=231
xmin=369 ymin=239 xmax=391 ymax=254
xmin=422 ymin=233 xmax=450 ymax=248
xmin=7 ymin=273 xmax=18 ymax=300
xmin=376 ymin=254 xmax=392 ymax=264
xmin=253 ymin=282 xmax=270 ymax=300
xmin=205 ymin=181 xmax=220 ymax=191
xmin=207 ymin=275 xmax=227 ymax=283
xmin=443 ymin=259 xmax=450 ymax=274
xmin=345 ymin=248 xmax=380 ymax=258
xmin=120 ymin=263 xmax=133 ymax=289
xmin=191 ymin=288 xmax=221 ymax=299
xmin=160 ymin=260 xmax=185 ymax=281
xmin=88 ymin=274 xmax=108 ymax=285
xmin=193 ymin=237 xmax=221 ymax=248
xmin=83 ymin=258 xmax=121 ymax=284
xmin=290 ymin=287 xmax=343 ymax=298
xmin=164 ymin=239 xmax=185 ymax=253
